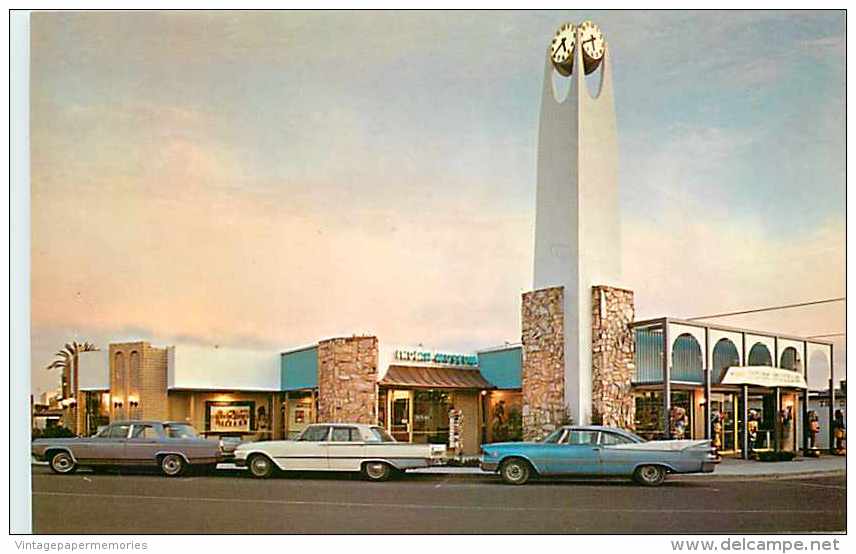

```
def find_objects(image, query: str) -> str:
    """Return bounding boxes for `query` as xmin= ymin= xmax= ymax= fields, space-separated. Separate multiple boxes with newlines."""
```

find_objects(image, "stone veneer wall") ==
xmin=521 ymin=286 xmax=566 ymax=441
xmin=317 ymin=336 xmax=378 ymax=424
xmin=591 ymin=285 xmax=635 ymax=429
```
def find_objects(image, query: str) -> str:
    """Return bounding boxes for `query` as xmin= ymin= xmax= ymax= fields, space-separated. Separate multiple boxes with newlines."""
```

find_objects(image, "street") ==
xmin=31 ymin=466 xmax=846 ymax=534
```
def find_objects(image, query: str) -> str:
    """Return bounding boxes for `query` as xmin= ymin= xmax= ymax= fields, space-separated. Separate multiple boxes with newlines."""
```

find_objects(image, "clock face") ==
xmin=578 ymin=20 xmax=605 ymax=74
xmin=550 ymin=22 xmax=575 ymax=76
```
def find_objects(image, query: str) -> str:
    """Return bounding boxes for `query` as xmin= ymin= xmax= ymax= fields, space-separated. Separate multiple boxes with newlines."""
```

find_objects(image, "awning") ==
xmin=379 ymin=365 xmax=495 ymax=389
xmin=720 ymin=366 xmax=808 ymax=389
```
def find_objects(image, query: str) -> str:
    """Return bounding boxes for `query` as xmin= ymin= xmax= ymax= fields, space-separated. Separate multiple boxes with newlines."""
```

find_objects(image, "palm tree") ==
xmin=46 ymin=341 xmax=98 ymax=400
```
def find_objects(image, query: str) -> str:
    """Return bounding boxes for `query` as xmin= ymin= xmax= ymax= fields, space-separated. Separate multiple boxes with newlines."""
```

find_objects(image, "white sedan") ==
xmin=234 ymin=423 xmax=447 ymax=481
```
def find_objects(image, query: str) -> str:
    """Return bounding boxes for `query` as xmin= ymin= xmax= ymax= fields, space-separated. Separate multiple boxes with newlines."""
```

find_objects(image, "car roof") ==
xmin=306 ymin=422 xmax=378 ymax=430
xmin=563 ymin=425 xmax=634 ymax=433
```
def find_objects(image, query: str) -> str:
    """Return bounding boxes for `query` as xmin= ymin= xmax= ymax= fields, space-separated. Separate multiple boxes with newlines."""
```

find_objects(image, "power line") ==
xmin=686 ymin=297 xmax=846 ymax=321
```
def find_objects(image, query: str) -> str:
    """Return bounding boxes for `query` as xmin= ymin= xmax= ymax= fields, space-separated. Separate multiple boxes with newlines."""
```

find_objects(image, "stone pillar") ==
xmin=521 ymin=286 xmax=566 ymax=441
xmin=591 ymin=285 xmax=635 ymax=429
xmin=317 ymin=336 xmax=378 ymax=424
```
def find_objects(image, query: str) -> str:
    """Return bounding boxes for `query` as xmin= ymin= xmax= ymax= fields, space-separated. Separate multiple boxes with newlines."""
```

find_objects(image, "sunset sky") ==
xmin=30 ymin=11 xmax=845 ymax=395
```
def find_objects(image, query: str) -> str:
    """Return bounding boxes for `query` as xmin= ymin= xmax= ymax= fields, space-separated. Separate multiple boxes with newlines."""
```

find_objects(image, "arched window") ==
xmin=712 ymin=338 xmax=740 ymax=382
xmin=780 ymin=347 xmax=800 ymax=371
xmin=672 ymin=333 xmax=703 ymax=382
xmin=748 ymin=343 xmax=772 ymax=366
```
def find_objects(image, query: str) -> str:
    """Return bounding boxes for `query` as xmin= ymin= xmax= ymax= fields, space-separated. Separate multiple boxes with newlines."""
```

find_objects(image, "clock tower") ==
xmin=532 ymin=21 xmax=622 ymax=426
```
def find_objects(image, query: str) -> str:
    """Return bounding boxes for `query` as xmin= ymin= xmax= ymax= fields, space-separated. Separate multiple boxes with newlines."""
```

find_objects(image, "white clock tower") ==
xmin=532 ymin=21 xmax=621 ymax=425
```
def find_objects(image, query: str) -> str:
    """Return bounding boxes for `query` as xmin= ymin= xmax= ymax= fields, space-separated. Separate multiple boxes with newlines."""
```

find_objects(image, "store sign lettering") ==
xmin=720 ymin=366 xmax=808 ymax=389
xmin=394 ymin=350 xmax=478 ymax=367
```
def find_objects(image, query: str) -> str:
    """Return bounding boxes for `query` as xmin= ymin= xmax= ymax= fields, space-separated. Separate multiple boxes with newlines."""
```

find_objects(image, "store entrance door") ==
xmin=710 ymin=392 xmax=740 ymax=455
xmin=390 ymin=391 xmax=411 ymax=442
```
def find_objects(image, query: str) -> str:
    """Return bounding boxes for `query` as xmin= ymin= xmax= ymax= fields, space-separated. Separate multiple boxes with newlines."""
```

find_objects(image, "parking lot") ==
xmin=31 ymin=466 xmax=845 ymax=533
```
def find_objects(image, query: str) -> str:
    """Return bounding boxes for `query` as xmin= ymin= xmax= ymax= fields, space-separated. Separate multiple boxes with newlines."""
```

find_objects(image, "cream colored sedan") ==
xmin=234 ymin=423 xmax=447 ymax=481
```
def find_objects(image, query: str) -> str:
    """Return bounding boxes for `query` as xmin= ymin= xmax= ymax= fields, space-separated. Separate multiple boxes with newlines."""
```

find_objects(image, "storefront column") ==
xmin=703 ymin=328 xmax=711 ymax=441
xmin=774 ymin=386 xmax=781 ymax=452
xmin=827 ymin=344 xmax=835 ymax=453
xmin=703 ymin=369 xmax=712 ymax=440
xmin=662 ymin=323 xmax=671 ymax=439
xmin=741 ymin=385 xmax=749 ymax=460
xmin=802 ymin=342 xmax=809 ymax=452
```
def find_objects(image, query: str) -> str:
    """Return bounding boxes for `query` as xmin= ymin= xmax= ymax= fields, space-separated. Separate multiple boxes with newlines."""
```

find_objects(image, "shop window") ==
xmin=748 ymin=343 xmax=772 ymax=366
xmin=634 ymin=391 xmax=663 ymax=439
xmin=672 ymin=333 xmax=703 ymax=383
xmin=634 ymin=327 xmax=664 ymax=383
xmin=412 ymin=389 xmax=450 ymax=445
xmin=780 ymin=347 xmax=800 ymax=371
xmin=712 ymin=338 xmax=740 ymax=383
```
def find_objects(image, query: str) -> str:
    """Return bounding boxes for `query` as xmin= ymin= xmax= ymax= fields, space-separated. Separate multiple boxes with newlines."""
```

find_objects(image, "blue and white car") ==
xmin=480 ymin=425 xmax=718 ymax=486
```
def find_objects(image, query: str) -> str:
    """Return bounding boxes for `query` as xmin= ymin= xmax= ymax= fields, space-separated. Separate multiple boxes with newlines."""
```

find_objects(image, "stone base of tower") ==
xmin=521 ymin=284 xmax=636 ymax=439
xmin=591 ymin=285 xmax=636 ymax=429
xmin=317 ymin=336 xmax=378 ymax=424
xmin=521 ymin=286 xmax=567 ymax=441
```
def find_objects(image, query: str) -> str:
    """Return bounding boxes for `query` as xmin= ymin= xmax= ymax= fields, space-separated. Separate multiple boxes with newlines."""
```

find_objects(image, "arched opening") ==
xmin=748 ymin=343 xmax=772 ymax=366
xmin=672 ymin=333 xmax=703 ymax=382
xmin=780 ymin=347 xmax=800 ymax=371
xmin=712 ymin=338 xmax=740 ymax=383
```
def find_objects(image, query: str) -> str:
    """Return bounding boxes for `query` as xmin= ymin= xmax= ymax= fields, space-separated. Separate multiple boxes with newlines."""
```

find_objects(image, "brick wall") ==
xmin=317 ymin=336 xmax=378 ymax=423
xmin=521 ymin=286 xmax=567 ymax=441
xmin=591 ymin=285 xmax=635 ymax=429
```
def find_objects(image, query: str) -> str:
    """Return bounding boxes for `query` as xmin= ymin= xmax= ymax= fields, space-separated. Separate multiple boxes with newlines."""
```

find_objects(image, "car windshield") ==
xmin=368 ymin=427 xmax=396 ymax=442
xmin=164 ymin=424 xmax=198 ymax=439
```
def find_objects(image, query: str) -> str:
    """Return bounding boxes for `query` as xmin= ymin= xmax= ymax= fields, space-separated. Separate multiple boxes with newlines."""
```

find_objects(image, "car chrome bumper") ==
xmin=701 ymin=461 xmax=718 ymax=473
xmin=480 ymin=461 xmax=499 ymax=472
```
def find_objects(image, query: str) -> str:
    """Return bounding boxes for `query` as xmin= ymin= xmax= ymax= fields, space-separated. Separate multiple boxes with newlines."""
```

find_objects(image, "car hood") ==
xmin=481 ymin=441 xmax=543 ymax=450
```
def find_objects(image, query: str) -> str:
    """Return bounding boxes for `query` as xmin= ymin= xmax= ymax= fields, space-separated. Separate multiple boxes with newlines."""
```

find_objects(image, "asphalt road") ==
xmin=31 ymin=466 xmax=846 ymax=534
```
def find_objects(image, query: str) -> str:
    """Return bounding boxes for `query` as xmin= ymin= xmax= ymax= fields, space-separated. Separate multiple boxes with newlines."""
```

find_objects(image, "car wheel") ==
xmin=633 ymin=464 xmax=667 ymax=486
xmin=48 ymin=451 xmax=77 ymax=475
xmin=362 ymin=461 xmax=392 ymax=482
xmin=499 ymin=458 xmax=532 ymax=485
xmin=160 ymin=454 xmax=185 ymax=477
xmin=248 ymin=454 xmax=274 ymax=479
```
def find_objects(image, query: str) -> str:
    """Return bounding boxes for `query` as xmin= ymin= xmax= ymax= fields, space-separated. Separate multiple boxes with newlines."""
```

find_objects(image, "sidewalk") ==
xmin=409 ymin=455 xmax=846 ymax=478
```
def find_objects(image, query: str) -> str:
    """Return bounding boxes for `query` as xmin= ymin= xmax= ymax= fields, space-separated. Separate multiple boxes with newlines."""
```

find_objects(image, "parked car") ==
xmin=233 ymin=423 xmax=447 ymax=481
xmin=31 ymin=420 xmax=224 ymax=477
xmin=480 ymin=425 xmax=718 ymax=486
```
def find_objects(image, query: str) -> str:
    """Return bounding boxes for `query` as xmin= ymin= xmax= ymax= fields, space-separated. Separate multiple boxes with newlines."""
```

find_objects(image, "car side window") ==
xmin=600 ymin=432 xmax=632 ymax=446
xmin=300 ymin=425 xmax=330 ymax=442
xmin=107 ymin=424 xmax=130 ymax=439
xmin=331 ymin=427 xmax=360 ymax=442
xmin=566 ymin=431 xmax=599 ymax=445
xmin=131 ymin=425 xmax=158 ymax=439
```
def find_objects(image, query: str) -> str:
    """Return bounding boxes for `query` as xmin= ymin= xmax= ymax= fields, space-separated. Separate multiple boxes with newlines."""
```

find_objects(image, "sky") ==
xmin=29 ymin=10 xmax=845 ymax=395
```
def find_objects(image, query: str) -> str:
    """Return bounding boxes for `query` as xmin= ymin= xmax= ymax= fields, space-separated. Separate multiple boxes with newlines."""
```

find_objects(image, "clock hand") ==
xmin=558 ymin=37 xmax=567 ymax=53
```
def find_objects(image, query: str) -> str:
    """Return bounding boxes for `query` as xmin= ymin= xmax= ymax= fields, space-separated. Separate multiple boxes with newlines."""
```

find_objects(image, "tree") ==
xmin=46 ymin=341 xmax=98 ymax=399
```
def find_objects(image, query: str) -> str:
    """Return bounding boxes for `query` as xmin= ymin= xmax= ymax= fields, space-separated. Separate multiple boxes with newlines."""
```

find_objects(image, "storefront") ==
xmin=631 ymin=317 xmax=827 ymax=459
